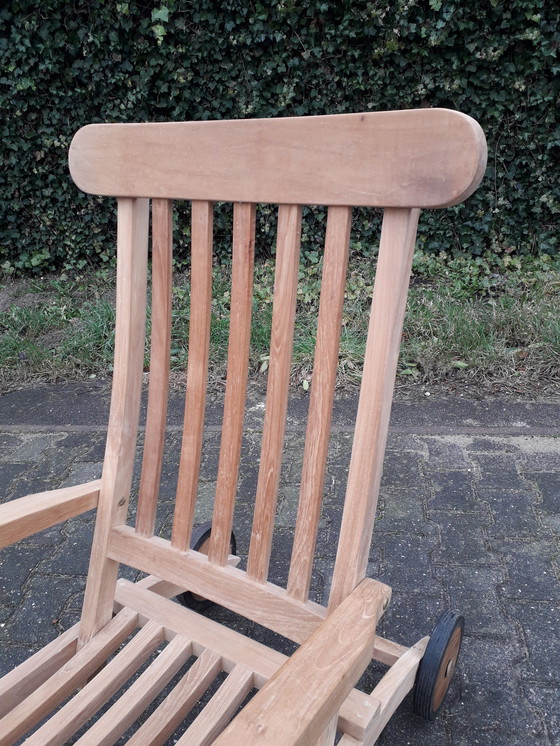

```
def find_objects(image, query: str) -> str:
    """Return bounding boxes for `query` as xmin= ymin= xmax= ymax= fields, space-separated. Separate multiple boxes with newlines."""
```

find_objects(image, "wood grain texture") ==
xmin=328 ymin=208 xmax=420 ymax=610
xmin=172 ymin=200 xmax=213 ymax=551
xmin=73 ymin=634 xmax=192 ymax=746
xmin=136 ymin=198 xmax=173 ymax=537
xmin=126 ymin=649 xmax=223 ymax=746
xmin=70 ymin=110 xmax=487 ymax=208
xmin=208 ymin=202 xmax=256 ymax=565
xmin=0 ymin=624 xmax=79 ymax=718
xmin=0 ymin=481 xmax=100 ymax=548
xmin=213 ymin=579 xmax=390 ymax=746
xmin=176 ymin=665 xmax=254 ymax=745
xmin=114 ymin=580 xmax=380 ymax=741
xmin=287 ymin=205 xmax=351 ymax=601
xmin=78 ymin=197 xmax=149 ymax=646
xmin=248 ymin=204 xmax=301 ymax=582
xmin=0 ymin=609 xmax=138 ymax=745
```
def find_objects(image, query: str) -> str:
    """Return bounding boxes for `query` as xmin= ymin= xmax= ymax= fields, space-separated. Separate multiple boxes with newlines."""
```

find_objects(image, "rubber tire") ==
xmin=413 ymin=610 xmax=464 ymax=721
xmin=177 ymin=522 xmax=237 ymax=613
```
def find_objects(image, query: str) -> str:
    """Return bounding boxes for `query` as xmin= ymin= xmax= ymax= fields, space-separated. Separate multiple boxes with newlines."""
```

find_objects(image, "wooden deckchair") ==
xmin=0 ymin=109 xmax=486 ymax=745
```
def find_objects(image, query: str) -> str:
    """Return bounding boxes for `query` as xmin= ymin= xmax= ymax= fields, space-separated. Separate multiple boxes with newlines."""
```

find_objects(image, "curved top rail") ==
xmin=69 ymin=108 xmax=486 ymax=208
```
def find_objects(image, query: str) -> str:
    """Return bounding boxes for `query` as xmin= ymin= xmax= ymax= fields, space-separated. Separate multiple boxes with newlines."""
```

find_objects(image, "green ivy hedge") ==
xmin=1 ymin=0 xmax=558 ymax=272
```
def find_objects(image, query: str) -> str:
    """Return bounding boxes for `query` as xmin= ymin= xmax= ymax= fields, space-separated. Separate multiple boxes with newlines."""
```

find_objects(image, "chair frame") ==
xmin=0 ymin=109 xmax=486 ymax=745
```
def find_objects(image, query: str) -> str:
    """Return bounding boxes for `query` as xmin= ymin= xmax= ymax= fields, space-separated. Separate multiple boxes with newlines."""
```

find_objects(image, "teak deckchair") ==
xmin=0 ymin=108 xmax=486 ymax=745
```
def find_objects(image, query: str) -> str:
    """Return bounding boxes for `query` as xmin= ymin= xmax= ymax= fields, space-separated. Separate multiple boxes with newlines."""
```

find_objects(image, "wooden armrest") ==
xmin=0 ymin=480 xmax=101 ymax=548
xmin=214 ymin=578 xmax=391 ymax=746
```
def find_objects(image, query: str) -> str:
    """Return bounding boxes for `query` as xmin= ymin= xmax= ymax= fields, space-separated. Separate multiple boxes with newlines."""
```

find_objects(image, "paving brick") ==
xmin=506 ymin=601 xmax=560 ymax=683
xmin=482 ymin=488 xmax=545 ymax=537
xmin=474 ymin=454 xmax=529 ymax=492
xmin=381 ymin=451 xmax=423 ymax=489
xmin=527 ymin=472 xmax=560 ymax=514
xmin=375 ymin=487 xmax=427 ymax=532
xmin=423 ymin=436 xmax=472 ymax=469
xmin=525 ymin=685 xmax=560 ymax=743
xmin=428 ymin=470 xmax=480 ymax=510
xmin=491 ymin=539 xmax=560 ymax=601
xmin=430 ymin=511 xmax=494 ymax=566
xmin=449 ymin=637 xmax=547 ymax=741
xmin=375 ymin=532 xmax=443 ymax=593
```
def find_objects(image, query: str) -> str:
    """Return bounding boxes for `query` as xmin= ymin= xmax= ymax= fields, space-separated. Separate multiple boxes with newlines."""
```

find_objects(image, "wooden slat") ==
xmin=177 ymin=664 xmax=254 ymax=745
xmin=78 ymin=197 xmax=150 ymax=646
xmin=109 ymin=527 xmax=327 ymax=643
xmin=247 ymin=204 xmax=301 ymax=581
xmin=136 ymin=198 xmax=173 ymax=537
xmin=213 ymin=579 xmax=390 ymax=746
xmin=25 ymin=620 xmax=164 ymax=746
xmin=328 ymin=208 xmax=420 ymax=610
xmin=208 ymin=202 xmax=256 ymax=565
xmin=69 ymin=110 xmax=487 ymax=208
xmin=363 ymin=637 xmax=429 ymax=745
xmin=114 ymin=580 xmax=380 ymax=741
xmin=0 ymin=609 xmax=138 ymax=746
xmin=172 ymin=200 xmax=213 ymax=551
xmin=316 ymin=715 xmax=338 ymax=746
xmin=287 ymin=205 xmax=351 ymax=601
xmin=0 ymin=481 xmax=100 ymax=548
xmin=0 ymin=623 xmax=79 ymax=718
xmin=73 ymin=633 xmax=192 ymax=746
xmin=127 ymin=649 xmax=223 ymax=746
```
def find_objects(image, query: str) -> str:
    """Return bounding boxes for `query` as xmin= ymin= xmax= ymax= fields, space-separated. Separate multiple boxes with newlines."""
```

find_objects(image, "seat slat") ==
xmin=176 ymin=664 xmax=254 ymax=746
xmin=172 ymin=200 xmax=214 ymax=551
xmin=328 ymin=208 xmax=420 ymax=610
xmin=127 ymin=649 xmax=223 ymax=746
xmin=0 ymin=609 xmax=138 ymax=746
xmin=136 ymin=198 xmax=173 ymax=537
xmin=73 ymin=633 xmax=192 ymax=746
xmin=287 ymin=205 xmax=352 ymax=601
xmin=208 ymin=202 xmax=256 ymax=566
xmin=0 ymin=623 xmax=79 ymax=718
xmin=24 ymin=620 xmax=164 ymax=746
xmin=247 ymin=204 xmax=302 ymax=582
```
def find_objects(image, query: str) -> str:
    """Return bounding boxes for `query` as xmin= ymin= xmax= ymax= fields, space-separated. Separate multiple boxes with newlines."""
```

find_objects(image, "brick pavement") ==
xmin=0 ymin=384 xmax=559 ymax=744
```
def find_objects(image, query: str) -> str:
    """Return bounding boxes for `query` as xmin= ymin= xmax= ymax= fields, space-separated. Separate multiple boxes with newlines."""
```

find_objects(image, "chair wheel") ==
xmin=177 ymin=522 xmax=237 ymax=612
xmin=413 ymin=610 xmax=464 ymax=721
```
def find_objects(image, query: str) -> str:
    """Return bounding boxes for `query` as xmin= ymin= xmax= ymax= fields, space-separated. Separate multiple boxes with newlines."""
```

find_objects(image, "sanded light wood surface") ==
xmin=109 ymin=526 xmax=327 ymax=643
xmin=172 ymin=200 xmax=213 ymax=551
xmin=213 ymin=579 xmax=390 ymax=746
xmin=70 ymin=110 xmax=487 ymax=208
xmin=0 ymin=480 xmax=100 ymax=548
xmin=287 ymin=205 xmax=351 ymax=601
xmin=208 ymin=202 xmax=256 ymax=565
xmin=328 ymin=208 xmax=420 ymax=610
xmin=73 ymin=633 xmax=192 ymax=746
xmin=127 ymin=648 xmax=223 ymax=746
xmin=0 ymin=609 xmax=138 ymax=745
xmin=136 ymin=198 xmax=173 ymax=537
xmin=77 ymin=197 xmax=149 ymax=647
xmin=176 ymin=664 xmax=254 ymax=745
xmin=115 ymin=580 xmax=380 ymax=741
xmin=25 ymin=621 xmax=164 ymax=746
xmin=248 ymin=204 xmax=301 ymax=582
xmin=0 ymin=623 xmax=79 ymax=718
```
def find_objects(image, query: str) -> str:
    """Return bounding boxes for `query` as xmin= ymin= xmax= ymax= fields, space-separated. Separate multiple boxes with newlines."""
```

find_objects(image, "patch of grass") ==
xmin=1 ymin=251 xmax=559 ymax=397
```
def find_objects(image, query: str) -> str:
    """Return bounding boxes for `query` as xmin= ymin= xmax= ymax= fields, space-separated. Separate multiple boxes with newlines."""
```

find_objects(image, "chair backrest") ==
xmin=70 ymin=110 xmax=486 ymax=645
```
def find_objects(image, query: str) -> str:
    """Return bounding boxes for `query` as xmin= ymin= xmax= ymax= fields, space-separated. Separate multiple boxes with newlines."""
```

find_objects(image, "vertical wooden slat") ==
xmin=176 ymin=665 xmax=254 ymax=746
xmin=287 ymin=206 xmax=352 ymax=601
xmin=247 ymin=204 xmax=302 ymax=582
xmin=136 ymin=198 xmax=173 ymax=537
xmin=79 ymin=197 xmax=149 ymax=646
xmin=172 ymin=200 xmax=213 ymax=551
xmin=208 ymin=202 xmax=256 ymax=565
xmin=328 ymin=208 xmax=420 ymax=610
